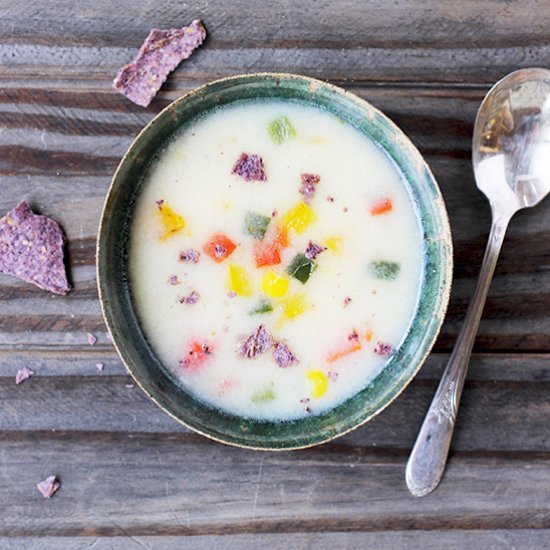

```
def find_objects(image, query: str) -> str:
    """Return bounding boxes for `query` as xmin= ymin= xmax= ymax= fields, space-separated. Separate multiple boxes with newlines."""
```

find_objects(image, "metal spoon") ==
xmin=406 ymin=68 xmax=550 ymax=497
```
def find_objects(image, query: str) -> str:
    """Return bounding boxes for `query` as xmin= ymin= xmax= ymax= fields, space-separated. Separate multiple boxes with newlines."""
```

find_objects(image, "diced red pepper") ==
xmin=253 ymin=226 xmax=288 ymax=268
xmin=254 ymin=241 xmax=282 ymax=267
xmin=327 ymin=341 xmax=362 ymax=363
xmin=327 ymin=330 xmax=362 ymax=363
xmin=203 ymin=233 xmax=237 ymax=263
xmin=180 ymin=340 xmax=213 ymax=371
xmin=370 ymin=197 xmax=393 ymax=216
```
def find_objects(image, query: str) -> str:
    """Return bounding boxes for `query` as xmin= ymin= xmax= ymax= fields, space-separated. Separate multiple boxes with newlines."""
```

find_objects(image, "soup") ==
xmin=129 ymin=100 xmax=423 ymax=421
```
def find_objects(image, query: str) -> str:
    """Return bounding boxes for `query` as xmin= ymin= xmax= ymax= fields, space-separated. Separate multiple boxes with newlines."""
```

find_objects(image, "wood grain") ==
xmin=2 ymin=431 xmax=550 ymax=536
xmin=3 ymin=532 xmax=550 ymax=550
xmin=1 ymin=353 xmax=550 ymax=453
xmin=1 ymin=0 xmax=550 ymax=545
xmin=3 ymin=374 xmax=550 ymax=452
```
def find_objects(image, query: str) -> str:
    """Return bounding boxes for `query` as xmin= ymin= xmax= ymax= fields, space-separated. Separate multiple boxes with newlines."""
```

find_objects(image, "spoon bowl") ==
xmin=473 ymin=68 xmax=550 ymax=215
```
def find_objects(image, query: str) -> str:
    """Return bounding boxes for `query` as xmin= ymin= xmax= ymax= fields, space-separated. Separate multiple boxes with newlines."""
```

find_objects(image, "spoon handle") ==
xmin=406 ymin=214 xmax=510 ymax=497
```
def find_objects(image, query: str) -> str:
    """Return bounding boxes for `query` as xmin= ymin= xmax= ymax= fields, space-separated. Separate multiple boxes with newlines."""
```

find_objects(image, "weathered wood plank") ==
xmin=1 ymin=0 xmax=549 ymax=85
xmin=1 ymin=531 xmax=550 ymax=550
xmin=3 ymin=44 xmax=549 ymax=89
xmin=2 ymin=0 xmax=549 ymax=50
xmin=1 ymin=431 xmax=550 ymax=536
xmin=1 ymin=353 xmax=550 ymax=452
xmin=0 ymin=86 xmax=550 ymax=350
xmin=3 ymin=350 xmax=550 ymax=381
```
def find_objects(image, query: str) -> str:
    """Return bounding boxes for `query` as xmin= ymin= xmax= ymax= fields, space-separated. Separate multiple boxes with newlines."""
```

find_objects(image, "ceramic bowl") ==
xmin=97 ymin=73 xmax=452 ymax=450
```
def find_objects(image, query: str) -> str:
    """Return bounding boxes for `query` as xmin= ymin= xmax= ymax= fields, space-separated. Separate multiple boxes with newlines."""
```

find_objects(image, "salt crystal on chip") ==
xmin=87 ymin=333 xmax=97 ymax=346
xmin=0 ymin=201 xmax=70 ymax=295
xmin=113 ymin=20 xmax=206 ymax=107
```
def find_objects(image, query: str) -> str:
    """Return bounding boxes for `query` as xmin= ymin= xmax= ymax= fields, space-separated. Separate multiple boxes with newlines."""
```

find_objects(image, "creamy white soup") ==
xmin=129 ymin=100 xmax=423 ymax=421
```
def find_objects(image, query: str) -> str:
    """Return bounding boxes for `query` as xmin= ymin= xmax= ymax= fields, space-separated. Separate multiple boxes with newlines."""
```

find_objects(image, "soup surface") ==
xmin=129 ymin=100 xmax=423 ymax=420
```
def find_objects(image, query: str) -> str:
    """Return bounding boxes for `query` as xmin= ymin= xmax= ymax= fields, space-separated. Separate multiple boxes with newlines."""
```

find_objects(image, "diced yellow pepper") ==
xmin=281 ymin=293 xmax=308 ymax=319
xmin=307 ymin=370 xmax=328 ymax=398
xmin=159 ymin=203 xmax=185 ymax=240
xmin=324 ymin=236 xmax=342 ymax=252
xmin=308 ymin=135 xmax=327 ymax=144
xmin=281 ymin=202 xmax=317 ymax=235
xmin=228 ymin=264 xmax=253 ymax=296
xmin=261 ymin=271 xmax=289 ymax=298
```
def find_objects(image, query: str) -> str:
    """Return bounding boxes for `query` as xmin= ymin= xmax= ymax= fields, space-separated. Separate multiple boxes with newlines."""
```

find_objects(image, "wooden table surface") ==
xmin=1 ymin=1 xmax=550 ymax=548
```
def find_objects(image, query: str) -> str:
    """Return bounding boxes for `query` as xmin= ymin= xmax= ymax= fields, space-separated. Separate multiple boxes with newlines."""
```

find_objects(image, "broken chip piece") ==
xmin=0 ymin=201 xmax=70 ymax=295
xmin=272 ymin=342 xmax=299 ymax=368
xmin=179 ymin=290 xmax=200 ymax=305
xmin=299 ymin=173 xmax=320 ymax=202
xmin=113 ymin=20 xmax=207 ymax=107
xmin=231 ymin=153 xmax=267 ymax=182
xmin=37 ymin=475 xmax=60 ymax=499
xmin=374 ymin=341 xmax=394 ymax=357
xmin=239 ymin=324 xmax=273 ymax=359
xmin=178 ymin=248 xmax=200 ymax=263
xmin=15 ymin=367 xmax=34 ymax=385
xmin=304 ymin=241 xmax=327 ymax=261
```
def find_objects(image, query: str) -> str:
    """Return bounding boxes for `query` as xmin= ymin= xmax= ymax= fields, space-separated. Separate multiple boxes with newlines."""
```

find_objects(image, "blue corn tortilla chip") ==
xmin=299 ymin=173 xmax=320 ymax=202
xmin=231 ymin=153 xmax=267 ymax=181
xmin=0 ymin=201 xmax=70 ymax=295
xmin=304 ymin=240 xmax=326 ymax=260
xmin=113 ymin=20 xmax=206 ymax=107
xmin=272 ymin=342 xmax=299 ymax=368
xmin=37 ymin=475 xmax=60 ymax=499
xmin=239 ymin=324 xmax=273 ymax=359
xmin=15 ymin=367 xmax=33 ymax=385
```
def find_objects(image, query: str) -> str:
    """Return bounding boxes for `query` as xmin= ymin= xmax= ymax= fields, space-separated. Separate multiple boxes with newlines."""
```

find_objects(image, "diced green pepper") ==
xmin=287 ymin=253 xmax=317 ymax=284
xmin=249 ymin=299 xmax=273 ymax=315
xmin=251 ymin=387 xmax=275 ymax=403
xmin=267 ymin=116 xmax=296 ymax=144
xmin=244 ymin=211 xmax=271 ymax=240
xmin=369 ymin=260 xmax=400 ymax=280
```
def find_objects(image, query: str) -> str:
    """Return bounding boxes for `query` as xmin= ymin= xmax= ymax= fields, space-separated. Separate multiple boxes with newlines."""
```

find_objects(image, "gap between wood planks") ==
xmin=0 ymin=350 xmax=549 ymax=378
xmin=0 ymin=76 xmax=507 ymax=94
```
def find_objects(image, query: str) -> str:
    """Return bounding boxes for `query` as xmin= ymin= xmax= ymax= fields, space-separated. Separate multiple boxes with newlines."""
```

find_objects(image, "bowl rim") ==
xmin=97 ymin=72 xmax=453 ymax=451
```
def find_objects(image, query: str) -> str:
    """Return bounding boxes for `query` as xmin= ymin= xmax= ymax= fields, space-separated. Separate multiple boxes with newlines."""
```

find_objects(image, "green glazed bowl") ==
xmin=97 ymin=73 xmax=452 ymax=450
